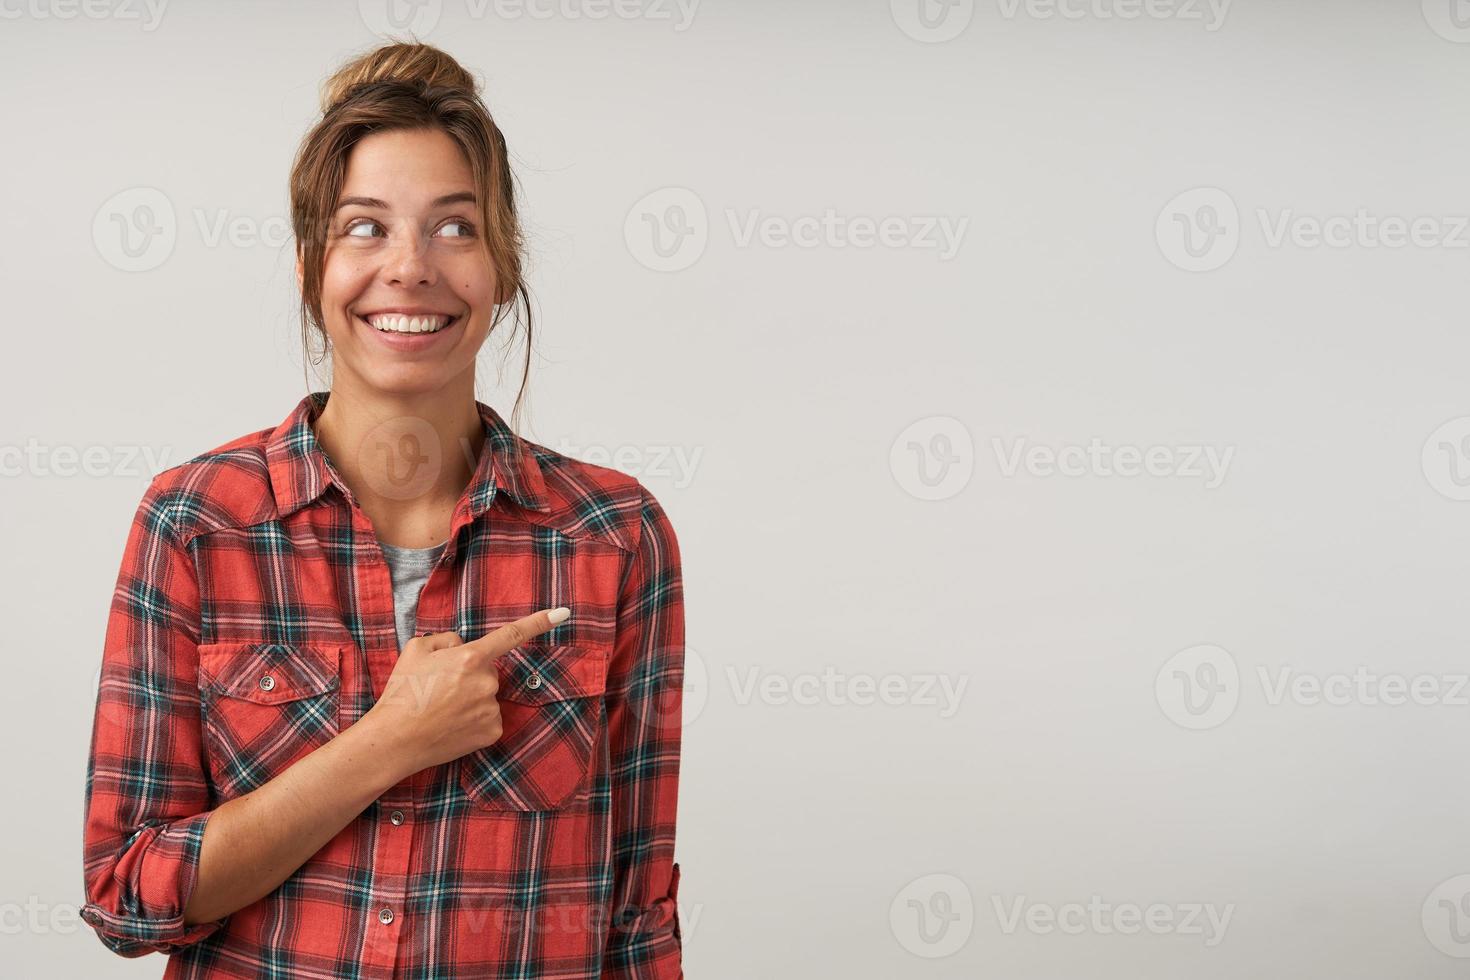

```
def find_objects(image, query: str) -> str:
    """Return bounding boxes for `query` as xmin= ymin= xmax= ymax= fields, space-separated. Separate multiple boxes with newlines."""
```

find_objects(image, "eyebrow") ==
xmin=334 ymin=191 xmax=477 ymax=211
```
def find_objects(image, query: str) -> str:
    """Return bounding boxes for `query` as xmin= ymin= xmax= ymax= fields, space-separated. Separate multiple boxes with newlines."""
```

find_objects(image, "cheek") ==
xmin=321 ymin=259 xmax=364 ymax=296
xmin=444 ymin=253 xmax=496 ymax=298
xmin=319 ymin=263 xmax=372 ymax=320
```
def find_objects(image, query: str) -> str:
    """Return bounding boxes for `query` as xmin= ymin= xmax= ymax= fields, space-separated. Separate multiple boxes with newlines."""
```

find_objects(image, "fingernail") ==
xmin=548 ymin=607 xmax=571 ymax=625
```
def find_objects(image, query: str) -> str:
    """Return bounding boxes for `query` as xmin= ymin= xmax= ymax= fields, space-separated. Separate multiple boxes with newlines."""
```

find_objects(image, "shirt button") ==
xmin=259 ymin=674 xmax=276 ymax=692
xmin=379 ymin=907 xmax=394 ymax=925
xmin=526 ymin=670 xmax=542 ymax=690
xmin=390 ymin=810 xmax=404 ymax=826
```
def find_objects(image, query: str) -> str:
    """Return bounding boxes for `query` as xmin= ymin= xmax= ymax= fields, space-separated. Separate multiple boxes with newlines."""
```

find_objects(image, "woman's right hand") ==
xmin=364 ymin=606 xmax=571 ymax=778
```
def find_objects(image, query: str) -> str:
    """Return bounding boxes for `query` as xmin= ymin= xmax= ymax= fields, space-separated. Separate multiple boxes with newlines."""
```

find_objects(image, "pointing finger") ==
xmin=459 ymin=607 xmax=570 ymax=661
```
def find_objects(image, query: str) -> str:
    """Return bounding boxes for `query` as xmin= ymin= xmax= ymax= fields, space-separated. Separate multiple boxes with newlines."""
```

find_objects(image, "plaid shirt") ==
xmin=80 ymin=391 xmax=686 ymax=979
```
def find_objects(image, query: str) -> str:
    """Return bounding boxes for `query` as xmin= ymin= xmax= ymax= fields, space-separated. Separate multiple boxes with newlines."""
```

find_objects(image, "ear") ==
xmin=295 ymin=249 xmax=304 ymax=291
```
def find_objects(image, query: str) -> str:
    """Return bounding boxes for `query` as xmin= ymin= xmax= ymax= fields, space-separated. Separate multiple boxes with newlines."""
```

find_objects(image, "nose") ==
xmin=382 ymin=231 xmax=437 ymax=287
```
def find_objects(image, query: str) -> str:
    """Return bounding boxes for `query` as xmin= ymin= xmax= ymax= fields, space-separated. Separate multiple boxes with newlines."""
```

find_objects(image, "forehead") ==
xmin=340 ymin=128 xmax=475 ymax=202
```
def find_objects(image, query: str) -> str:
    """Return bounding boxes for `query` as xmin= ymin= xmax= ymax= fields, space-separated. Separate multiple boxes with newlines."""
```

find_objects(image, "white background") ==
xmin=5 ymin=0 xmax=1470 ymax=976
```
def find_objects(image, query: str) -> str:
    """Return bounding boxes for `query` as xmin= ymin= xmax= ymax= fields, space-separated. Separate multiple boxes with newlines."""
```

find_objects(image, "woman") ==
xmin=80 ymin=41 xmax=685 ymax=979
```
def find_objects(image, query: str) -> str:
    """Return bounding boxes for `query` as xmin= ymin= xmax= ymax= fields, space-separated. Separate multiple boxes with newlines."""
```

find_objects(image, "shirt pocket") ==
xmin=197 ymin=642 xmax=344 ymax=802
xmin=459 ymin=643 xmax=610 ymax=812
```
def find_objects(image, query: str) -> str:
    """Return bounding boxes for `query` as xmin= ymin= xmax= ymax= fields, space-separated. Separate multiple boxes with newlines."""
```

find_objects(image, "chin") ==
xmin=348 ymin=362 xmax=453 ymax=394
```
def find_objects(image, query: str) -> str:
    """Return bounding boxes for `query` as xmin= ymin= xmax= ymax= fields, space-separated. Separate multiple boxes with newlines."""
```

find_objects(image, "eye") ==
xmin=437 ymin=219 xmax=475 ymax=238
xmin=344 ymin=219 xmax=382 ymax=238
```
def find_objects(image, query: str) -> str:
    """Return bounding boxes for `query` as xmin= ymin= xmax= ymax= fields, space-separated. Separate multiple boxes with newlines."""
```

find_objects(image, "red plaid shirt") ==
xmin=80 ymin=391 xmax=686 ymax=978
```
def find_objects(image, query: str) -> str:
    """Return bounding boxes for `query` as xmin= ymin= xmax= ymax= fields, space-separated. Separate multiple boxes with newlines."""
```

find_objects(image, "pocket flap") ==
xmin=495 ymin=644 xmax=608 ymax=705
xmin=198 ymin=642 xmax=341 ymax=705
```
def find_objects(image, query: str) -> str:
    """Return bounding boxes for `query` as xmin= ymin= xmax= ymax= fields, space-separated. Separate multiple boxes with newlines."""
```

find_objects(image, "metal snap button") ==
xmin=259 ymin=675 xmax=276 ymax=692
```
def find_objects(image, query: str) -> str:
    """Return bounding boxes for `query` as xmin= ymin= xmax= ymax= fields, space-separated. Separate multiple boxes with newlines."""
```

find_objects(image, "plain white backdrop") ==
xmin=6 ymin=0 xmax=1470 ymax=976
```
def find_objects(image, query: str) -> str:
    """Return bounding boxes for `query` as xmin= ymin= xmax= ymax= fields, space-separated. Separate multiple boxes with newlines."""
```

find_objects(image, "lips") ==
xmin=361 ymin=311 xmax=459 ymax=335
xmin=354 ymin=311 xmax=465 ymax=353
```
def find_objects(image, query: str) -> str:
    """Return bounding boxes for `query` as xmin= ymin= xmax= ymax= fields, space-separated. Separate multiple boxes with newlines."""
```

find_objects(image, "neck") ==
xmin=309 ymin=373 xmax=486 ymax=535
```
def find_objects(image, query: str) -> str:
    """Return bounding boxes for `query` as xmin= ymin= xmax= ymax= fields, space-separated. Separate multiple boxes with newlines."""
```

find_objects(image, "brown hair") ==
xmin=289 ymin=38 xmax=534 ymax=431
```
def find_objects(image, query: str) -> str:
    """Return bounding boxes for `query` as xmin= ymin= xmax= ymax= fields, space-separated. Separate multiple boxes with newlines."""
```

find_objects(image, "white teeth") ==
xmin=365 ymin=313 xmax=453 ymax=334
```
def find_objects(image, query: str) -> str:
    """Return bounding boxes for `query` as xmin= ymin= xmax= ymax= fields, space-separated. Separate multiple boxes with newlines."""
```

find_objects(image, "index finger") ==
xmin=459 ymin=606 xmax=571 ymax=661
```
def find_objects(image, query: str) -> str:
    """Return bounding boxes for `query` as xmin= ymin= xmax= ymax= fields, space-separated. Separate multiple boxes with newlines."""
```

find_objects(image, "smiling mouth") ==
xmin=359 ymin=312 xmax=461 ymax=335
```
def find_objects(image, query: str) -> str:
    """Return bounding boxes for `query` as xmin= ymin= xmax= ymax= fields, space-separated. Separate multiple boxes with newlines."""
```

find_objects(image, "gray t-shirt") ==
xmin=379 ymin=539 xmax=448 ymax=651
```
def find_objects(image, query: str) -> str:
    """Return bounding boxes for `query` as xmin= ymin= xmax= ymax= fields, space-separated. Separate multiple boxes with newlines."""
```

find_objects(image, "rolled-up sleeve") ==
xmin=601 ymin=486 xmax=687 ymax=979
xmin=80 ymin=474 xmax=228 ymax=956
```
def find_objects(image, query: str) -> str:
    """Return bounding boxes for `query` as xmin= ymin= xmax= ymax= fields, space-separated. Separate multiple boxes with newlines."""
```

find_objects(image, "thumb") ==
xmin=414 ymin=630 xmax=464 ymax=653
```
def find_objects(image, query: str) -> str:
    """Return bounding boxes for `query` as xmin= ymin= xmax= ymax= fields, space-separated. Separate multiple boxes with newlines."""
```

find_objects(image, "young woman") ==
xmin=80 ymin=41 xmax=685 ymax=979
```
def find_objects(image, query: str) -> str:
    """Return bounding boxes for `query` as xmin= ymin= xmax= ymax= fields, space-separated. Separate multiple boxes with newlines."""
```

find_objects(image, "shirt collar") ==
xmin=265 ymin=390 xmax=549 ymax=521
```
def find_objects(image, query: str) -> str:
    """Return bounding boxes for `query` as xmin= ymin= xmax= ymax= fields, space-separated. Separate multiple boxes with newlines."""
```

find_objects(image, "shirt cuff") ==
xmin=80 ymin=810 xmax=229 ymax=957
xmin=602 ymin=861 xmax=684 ymax=979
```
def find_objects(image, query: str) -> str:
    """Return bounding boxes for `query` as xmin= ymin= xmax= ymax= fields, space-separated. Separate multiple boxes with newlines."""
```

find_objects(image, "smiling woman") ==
xmin=315 ymin=135 xmax=483 ymax=359
xmin=80 ymin=38 xmax=686 ymax=980
xmin=290 ymin=45 xmax=533 ymax=419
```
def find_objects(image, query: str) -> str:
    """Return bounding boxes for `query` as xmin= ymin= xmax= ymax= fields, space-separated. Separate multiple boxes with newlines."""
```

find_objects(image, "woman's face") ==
xmin=300 ymin=126 xmax=498 ymax=395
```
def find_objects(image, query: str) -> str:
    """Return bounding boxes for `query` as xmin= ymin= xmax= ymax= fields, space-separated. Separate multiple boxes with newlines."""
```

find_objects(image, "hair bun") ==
xmin=320 ymin=41 xmax=478 ymax=114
